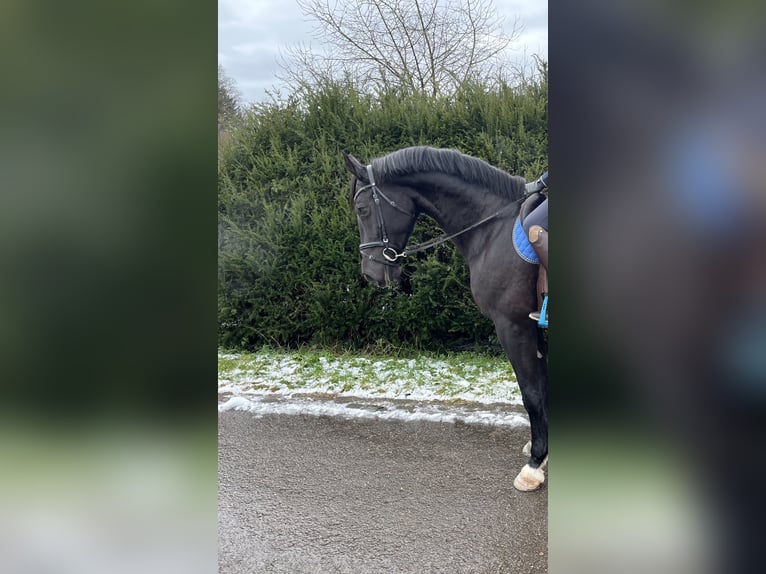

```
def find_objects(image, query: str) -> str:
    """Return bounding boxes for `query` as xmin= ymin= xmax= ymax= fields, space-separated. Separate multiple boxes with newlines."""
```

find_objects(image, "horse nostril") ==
xmin=362 ymin=272 xmax=375 ymax=284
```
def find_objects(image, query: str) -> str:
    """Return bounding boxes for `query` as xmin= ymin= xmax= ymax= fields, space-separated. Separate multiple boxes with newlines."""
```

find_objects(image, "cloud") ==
xmin=232 ymin=42 xmax=279 ymax=57
xmin=219 ymin=0 xmax=273 ymax=26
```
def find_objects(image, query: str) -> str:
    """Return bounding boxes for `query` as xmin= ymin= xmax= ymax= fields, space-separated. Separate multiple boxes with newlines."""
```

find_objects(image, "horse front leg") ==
xmin=495 ymin=318 xmax=548 ymax=491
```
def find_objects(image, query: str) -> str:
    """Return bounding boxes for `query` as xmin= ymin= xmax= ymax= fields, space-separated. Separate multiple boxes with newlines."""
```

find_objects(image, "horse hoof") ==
xmin=513 ymin=464 xmax=546 ymax=491
xmin=522 ymin=440 xmax=532 ymax=456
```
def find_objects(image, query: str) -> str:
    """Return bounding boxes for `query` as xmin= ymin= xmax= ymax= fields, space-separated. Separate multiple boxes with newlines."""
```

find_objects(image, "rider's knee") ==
xmin=527 ymin=225 xmax=546 ymax=244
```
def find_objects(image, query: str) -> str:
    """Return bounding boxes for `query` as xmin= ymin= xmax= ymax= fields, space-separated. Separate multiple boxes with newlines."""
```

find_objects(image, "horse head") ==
xmin=343 ymin=151 xmax=418 ymax=288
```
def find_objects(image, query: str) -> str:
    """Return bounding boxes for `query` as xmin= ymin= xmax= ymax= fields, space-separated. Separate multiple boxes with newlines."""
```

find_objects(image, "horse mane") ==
xmin=371 ymin=146 xmax=526 ymax=201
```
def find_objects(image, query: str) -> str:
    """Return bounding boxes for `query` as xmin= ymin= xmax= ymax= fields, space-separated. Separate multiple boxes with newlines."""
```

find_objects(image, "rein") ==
xmin=354 ymin=164 xmax=523 ymax=263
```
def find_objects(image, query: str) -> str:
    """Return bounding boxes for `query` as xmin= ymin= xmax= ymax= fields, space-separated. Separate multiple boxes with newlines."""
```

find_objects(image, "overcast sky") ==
xmin=219 ymin=0 xmax=547 ymax=104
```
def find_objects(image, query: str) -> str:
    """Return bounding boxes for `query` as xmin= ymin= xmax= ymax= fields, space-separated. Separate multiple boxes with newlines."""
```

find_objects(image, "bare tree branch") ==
xmin=279 ymin=0 xmax=523 ymax=95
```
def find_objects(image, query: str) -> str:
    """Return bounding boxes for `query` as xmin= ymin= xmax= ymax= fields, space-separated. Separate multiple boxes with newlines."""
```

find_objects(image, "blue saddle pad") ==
xmin=513 ymin=216 xmax=540 ymax=264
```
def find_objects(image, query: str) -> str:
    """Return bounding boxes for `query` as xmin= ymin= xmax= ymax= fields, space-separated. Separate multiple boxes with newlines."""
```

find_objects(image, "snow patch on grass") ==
xmin=218 ymin=349 xmax=522 ymax=405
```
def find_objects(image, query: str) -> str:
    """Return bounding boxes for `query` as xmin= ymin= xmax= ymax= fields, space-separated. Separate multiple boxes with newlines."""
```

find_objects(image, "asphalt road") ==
xmin=219 ymin=410 xmax=547 ymax=573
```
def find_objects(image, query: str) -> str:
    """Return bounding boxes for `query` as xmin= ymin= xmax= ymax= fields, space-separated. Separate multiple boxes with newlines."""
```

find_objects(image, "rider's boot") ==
xmin=528 ymin=225 xmax=548 ymax=322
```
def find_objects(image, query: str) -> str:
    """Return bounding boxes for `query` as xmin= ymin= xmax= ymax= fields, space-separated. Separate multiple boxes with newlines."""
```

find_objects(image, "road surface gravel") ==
xmin=219 ymin=409 xmax=547 ymax=573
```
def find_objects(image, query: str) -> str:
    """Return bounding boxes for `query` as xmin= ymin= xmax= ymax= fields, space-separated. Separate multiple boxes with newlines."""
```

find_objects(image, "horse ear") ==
xmin=342 ymin=151 xmax=368 ymax=183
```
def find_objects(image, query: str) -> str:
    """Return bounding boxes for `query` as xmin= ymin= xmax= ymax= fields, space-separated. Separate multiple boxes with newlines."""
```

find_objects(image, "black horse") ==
xmin=343 ymin=146 xmax=548 ymax=491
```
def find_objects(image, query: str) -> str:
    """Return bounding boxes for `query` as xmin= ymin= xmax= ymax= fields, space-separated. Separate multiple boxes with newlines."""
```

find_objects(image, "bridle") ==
xmin=354 ymin=164 xmax=414 ymax=265
xmin=353 ymin=164 xmax=521 ymax=265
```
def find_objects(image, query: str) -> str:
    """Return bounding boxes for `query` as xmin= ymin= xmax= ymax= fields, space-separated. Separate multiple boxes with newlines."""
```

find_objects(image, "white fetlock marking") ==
xmin=539 ymin=455 xmax=549 ymax=470
xmin=513 ymin=463 xmax=546 ymax=492
xmin=522 ymin=440 xmax=532 ymax=456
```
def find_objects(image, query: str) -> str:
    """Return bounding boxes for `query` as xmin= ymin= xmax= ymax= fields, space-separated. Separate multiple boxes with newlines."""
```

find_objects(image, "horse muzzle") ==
xmin=362 ymin=259 xmax=401 ymax=289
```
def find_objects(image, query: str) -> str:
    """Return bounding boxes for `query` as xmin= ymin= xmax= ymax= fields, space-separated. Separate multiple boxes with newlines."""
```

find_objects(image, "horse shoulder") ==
xmin=467 ymin=247 xmax=537 ymax=321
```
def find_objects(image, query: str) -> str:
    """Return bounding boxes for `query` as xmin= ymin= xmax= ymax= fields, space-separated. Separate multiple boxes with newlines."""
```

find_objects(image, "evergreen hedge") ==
xmin=218 ymin=79 xmax=547 ymax=351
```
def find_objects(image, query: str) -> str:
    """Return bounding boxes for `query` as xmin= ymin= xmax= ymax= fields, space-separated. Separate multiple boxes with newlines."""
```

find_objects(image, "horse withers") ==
xmin=343 ymin=146 xmax=548 ymax=491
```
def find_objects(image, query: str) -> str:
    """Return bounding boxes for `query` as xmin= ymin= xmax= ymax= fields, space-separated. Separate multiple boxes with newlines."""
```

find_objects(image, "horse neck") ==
xmin=408 ymin=174 xmax=511 ymax=257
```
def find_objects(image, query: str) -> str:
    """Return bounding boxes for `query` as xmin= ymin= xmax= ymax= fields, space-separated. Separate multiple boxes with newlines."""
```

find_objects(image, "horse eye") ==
xmin=356 ymin=206 xmax=370 ymax=217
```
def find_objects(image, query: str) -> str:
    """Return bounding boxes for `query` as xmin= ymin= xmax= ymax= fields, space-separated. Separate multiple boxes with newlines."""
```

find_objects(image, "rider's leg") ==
xmin=528 ymin=225 xmax=548 ymax=269
xmin=523 ymin=197 xmax=548 ymax=233
xmin=523 ymin=199 xmax=549 ymax=323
